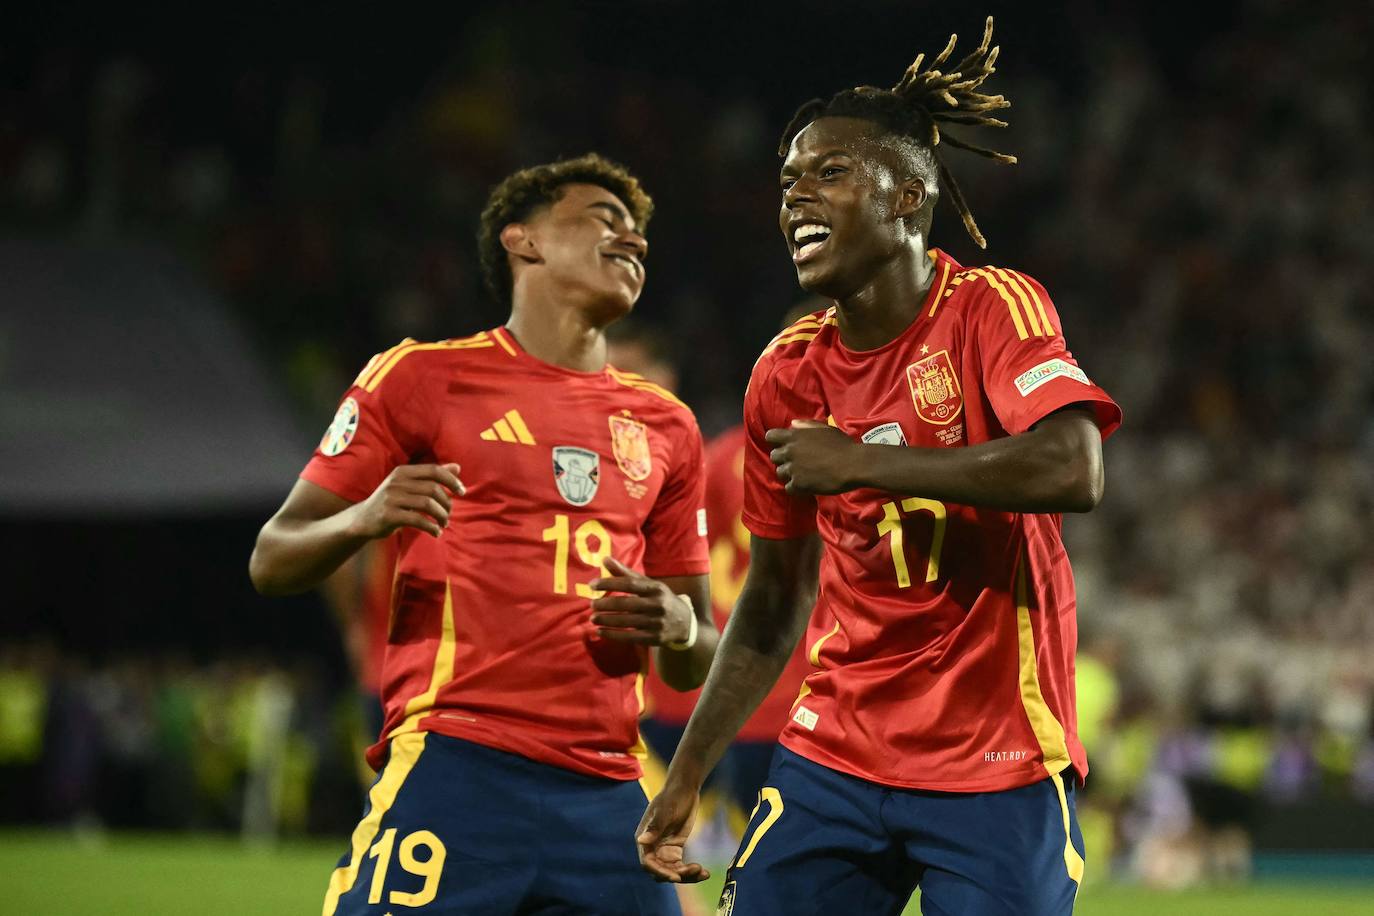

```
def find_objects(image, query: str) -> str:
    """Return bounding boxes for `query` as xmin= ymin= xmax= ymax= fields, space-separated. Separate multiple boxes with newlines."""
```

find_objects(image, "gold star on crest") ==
xmin=920 ymin=344 xmax=930 ymax=356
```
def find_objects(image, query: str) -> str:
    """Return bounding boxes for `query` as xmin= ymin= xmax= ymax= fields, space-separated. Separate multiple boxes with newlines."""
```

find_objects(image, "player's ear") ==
xmin=500 ymin=223 xmax=542 ymax=265
xmin=895 ymin=177 xmax=927 ymax=221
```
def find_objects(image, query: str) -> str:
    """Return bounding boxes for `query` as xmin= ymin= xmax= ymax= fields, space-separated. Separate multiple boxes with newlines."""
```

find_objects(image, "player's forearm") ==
xmin=855 ymin=410 xmax=1104 ymax=513
xmin=249 ymin=506 xmax=371 ymax=596
xmin=665 ymin=536 xmax=819 ymax=788
xmin=666 ymin=588 xmax=806 ymax=787
xmin=653 ymin=623 xmax=720 ymax=692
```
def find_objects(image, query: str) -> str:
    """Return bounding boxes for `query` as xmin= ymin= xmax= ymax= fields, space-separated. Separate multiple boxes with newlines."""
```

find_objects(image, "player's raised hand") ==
xmin=765 ymin=419 xmax=861 ymax=495
xmin=589 ymin=557 xmax=695 ymax=645
xmin=348 ymin=463 xmax=466 ymax=539
xmin=636 ymin=780 xmax=710 ymax=883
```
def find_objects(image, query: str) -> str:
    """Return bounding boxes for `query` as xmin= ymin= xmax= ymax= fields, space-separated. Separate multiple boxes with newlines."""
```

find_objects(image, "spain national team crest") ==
xmin=319 ymin=397 xmax=360 ymax=456
xmin=906 ymin=349 xmax=963 ymax=426
xmin=552 ymin=446 xmax=600 ymax=506
xmin=608 ymin=414 xmax=652 ymax=482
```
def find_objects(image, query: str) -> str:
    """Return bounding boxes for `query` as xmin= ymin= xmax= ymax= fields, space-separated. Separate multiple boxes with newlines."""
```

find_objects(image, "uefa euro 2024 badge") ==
xmin=320 ymin=397 xmax=360 ymax=456
xmin=553 ymin=447 xmax=600 ymax=506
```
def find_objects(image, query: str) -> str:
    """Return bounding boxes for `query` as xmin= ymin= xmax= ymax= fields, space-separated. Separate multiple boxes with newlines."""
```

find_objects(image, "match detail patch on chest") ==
xmin=861 ymin=422 xmax=908 ymax=446
xmin=608 ymin=414 xmax=652 ymax=481
xmin=320 ymin=397 xmax=360 ymax=456
xmin=906 ymin=349 xmax=963 ymax=426
xmin=553 ymin=447 xmax=600 ymax=506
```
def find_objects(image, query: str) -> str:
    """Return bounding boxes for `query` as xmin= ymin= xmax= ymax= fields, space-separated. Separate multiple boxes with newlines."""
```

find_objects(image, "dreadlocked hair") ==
xmin=776 ymin=16 xmax=1014 ymax=249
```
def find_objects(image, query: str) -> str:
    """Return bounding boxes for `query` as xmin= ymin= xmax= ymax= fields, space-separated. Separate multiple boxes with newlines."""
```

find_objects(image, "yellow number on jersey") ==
xmin=877 ymin=498 xmax=947 ymax=587
xmin=542 ymin=514 xmax=612 ymax=598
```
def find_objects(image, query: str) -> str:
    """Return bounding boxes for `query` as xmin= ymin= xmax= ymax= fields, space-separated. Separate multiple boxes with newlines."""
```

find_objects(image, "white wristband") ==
xmin=665 ymin=594 xmax=699 ymax=651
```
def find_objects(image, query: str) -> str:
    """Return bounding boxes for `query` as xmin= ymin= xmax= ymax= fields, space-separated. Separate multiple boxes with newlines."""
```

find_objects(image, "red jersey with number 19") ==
xmin=302 ymin=326 xmax=710 ymax=780
xmin=743 ymin=249 xmax=1121 ymax=793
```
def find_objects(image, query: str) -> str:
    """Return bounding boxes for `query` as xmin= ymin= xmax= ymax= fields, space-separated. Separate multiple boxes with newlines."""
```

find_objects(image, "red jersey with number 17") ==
xmin=743 ymin=249 xmax=1121 ymax=793
xmin=302 ymin=326 xmax=710 ymax=779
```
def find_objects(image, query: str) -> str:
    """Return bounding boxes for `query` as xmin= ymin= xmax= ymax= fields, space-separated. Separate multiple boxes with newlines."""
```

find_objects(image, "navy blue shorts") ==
xmin=640 ymin=717 xmax=779 ymax=818
xmin=322 ymin=732 xmax=679 ymax=915
xmin=717 ymin=747 xmax=1084 ymax=916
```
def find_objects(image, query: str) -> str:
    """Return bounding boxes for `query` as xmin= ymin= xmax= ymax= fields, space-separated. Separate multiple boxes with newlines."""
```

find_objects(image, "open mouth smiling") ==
xmin=604 ymin=252 xmax=642 ymax=281
xmin=791 ymin=222 xmax=832 ymax=263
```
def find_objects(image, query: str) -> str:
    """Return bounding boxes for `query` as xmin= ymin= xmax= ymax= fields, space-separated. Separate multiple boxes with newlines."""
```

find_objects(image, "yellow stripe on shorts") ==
xmin=321 ymin=732 xmax=427 ymax=916
xmin=1050 ymin=772 xmax=1085 ymax=887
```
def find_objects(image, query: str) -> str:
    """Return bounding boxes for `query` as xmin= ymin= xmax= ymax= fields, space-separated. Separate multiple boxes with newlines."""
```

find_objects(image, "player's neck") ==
xmin=505 ymin=303 xmax=608 ymax=373
xmin=833 ymin=247 xmax=934 ymax=352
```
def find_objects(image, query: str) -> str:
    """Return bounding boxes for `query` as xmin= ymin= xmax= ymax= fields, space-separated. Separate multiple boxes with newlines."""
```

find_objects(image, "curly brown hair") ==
xmin=478 ymin=153 xmax=654 ymax=305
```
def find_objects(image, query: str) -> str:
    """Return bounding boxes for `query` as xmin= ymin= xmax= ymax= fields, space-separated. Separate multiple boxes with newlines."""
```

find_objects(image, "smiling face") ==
xmin=513 ymin=182 xmax=648 ymax=318
xmin=779 ymin=116 xmax=929 ymax=298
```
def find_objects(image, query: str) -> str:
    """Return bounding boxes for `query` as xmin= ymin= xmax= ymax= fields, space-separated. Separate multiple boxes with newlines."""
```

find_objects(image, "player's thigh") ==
xmin=322 ymin=733 xmax=535 ymax=916
xmin=904 ymin=773 xmax=1084 ymax=916
xmin=533 ymin=774 xmax=679 ymax=916
xmin=721 ymin=740 xmax=779 ymax=818
xmin=715 ymin=747 xmax=913 ymax=916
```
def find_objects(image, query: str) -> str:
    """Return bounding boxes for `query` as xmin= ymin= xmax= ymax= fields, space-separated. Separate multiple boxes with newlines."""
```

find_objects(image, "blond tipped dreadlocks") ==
xmin=777 ymin=16 xmax=1014 ymax=248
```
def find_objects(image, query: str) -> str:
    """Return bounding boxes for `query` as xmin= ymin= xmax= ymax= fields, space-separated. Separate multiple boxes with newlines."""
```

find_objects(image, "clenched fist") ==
xmin=765 ymin=420 xmax=862 ymax=495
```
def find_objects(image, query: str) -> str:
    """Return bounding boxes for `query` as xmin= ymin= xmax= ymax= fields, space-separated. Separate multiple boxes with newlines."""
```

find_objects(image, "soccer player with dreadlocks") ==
xmin=637 ymin=18 xmax=1120 ymax=915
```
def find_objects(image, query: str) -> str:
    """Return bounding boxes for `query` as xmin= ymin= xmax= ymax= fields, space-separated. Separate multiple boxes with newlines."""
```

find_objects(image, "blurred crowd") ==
xmin=3 ymin=0 xmax=1372 ymax=884
xmin=0 ymin=642 xmax=362 ymax=838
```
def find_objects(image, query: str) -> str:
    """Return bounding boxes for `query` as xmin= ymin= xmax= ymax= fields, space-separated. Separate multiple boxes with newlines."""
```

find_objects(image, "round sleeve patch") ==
xmin=320 ymin=397 xmax=360 ymax=456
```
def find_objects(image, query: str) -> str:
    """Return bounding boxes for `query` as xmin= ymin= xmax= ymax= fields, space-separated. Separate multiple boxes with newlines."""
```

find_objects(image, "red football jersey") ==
xmin=302 ymin=326 xmax=710 ymax=779
xmin=743 ymin=250 xmax=1121 ymax=793
xmin=645 ymin=426 xmax=812 ymax=741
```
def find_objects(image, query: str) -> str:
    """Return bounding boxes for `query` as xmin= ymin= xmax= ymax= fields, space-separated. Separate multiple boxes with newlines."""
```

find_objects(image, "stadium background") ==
xmin=2 ymin=1 xmax=1372 ymax=912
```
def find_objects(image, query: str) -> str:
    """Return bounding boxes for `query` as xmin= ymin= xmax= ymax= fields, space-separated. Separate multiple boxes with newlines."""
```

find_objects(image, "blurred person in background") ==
xmin=608 ymin=316 xmax=816 ymax=916
xmin=251 ymin=153 xmax=717 ymax=915
xmin=320 ymin=536 xmax=401 ymax=787
xmin=604 ymin=320 xmax=717 ymax=916
xmin=611 ymin=312 xmax=818 ymax=826
xmin=639 ymin=19 xmax=1120 ymax=915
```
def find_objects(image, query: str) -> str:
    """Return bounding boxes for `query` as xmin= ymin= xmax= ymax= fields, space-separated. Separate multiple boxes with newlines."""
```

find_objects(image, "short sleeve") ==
xmin=300 ymin=349 xmax=434 ymax=502
xmin=740 ymin=360 xmax=818 ymax=539
xmin=641 ymin=416 xmax=711 ymax=578
xmin=968 ymin=271 xmax=1121 ymax=439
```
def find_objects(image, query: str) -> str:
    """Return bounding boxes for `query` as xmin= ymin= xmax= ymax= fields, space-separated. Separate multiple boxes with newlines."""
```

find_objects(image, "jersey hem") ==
xmin=370 ymin=717 xmax=643 ymax=782
xmin=779 ymin=733 xmax=1087 ymax=794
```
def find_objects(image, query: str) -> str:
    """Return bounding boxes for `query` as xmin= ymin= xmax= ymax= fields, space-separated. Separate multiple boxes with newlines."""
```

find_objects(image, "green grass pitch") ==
xmin=2 ymin=831 xmax=1371 ymax=915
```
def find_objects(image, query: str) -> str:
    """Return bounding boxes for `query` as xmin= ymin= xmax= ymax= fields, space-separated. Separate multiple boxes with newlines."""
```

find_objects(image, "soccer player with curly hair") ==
xmin=252 ymin=153 xmax=718 ymax=915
